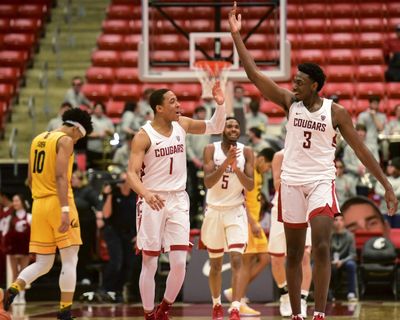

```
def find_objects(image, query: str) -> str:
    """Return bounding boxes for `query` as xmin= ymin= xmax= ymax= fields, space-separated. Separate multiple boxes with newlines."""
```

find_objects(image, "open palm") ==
xmin=212 ymin=81 xmax=225 ymax=105
xmin=228 ymin=1 xmax=241 ymax=33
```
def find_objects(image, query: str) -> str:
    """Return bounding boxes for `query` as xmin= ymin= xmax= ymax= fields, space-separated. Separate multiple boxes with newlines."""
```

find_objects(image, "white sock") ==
xmin=314 ymin=311 xmax=325 ymax=317
xmin=278 ymin=281 xmax=287 ymax=288
xmin=139 ymin=255 xmax=158 ymax=311
xmin=212 ymin=296 xmax=221 ymax=306
xmin=231 ymin=300 xmax=241 ymax=310
xmin=301 ymin=290 xmax=309 ymax=299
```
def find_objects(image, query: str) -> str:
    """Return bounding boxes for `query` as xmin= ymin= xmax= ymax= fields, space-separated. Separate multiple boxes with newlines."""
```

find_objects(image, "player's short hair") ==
xmin=62 ymin=108 xmax=93 ymax=135
xmin=226 ymin=116 xmax=241 ymax=125
xmin=355 ymin=123 xmax=367 ymax=132
xmin=149 ymin=88 xmax=170 ymax=113
xmin=368 ymin=96 xmax=380 ymax=104
xmin=257 ymin=147 xmax=276 ymax=162
xmin=93 ymin=101 xmax=107 ymax=113
xmin=341 ymin=196 xmax=384 ymax=223
xmin=249 ymin=126 xmax=263 ymax=138
xmin=298 ymin=63 xmax=326 ymax=92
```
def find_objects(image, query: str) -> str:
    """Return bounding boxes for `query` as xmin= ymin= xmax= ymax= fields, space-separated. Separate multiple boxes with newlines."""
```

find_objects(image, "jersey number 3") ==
xmin=303 ymin=131 xmax=312 ymax=149
xmin=33 ymin=150 xmax=45 ymax=173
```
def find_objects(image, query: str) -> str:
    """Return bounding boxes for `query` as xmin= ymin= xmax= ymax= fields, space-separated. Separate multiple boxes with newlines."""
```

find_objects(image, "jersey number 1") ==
xmin=33 ymin=150 xmax=45 ymax=173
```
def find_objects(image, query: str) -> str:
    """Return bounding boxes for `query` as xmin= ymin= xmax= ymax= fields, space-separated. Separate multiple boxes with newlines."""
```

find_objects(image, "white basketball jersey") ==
xmin=281 ymin=98 xmax=337 ymax=185
xmin=206 ymin=141 xmax=246 ymax=207
xmin=141 ymin=121 xmax=187 ymax=191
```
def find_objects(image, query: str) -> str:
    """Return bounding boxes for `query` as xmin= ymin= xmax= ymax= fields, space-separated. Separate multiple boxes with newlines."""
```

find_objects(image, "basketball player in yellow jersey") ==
xmin=4 ymin=108 xmax=93 ymax=320
xmin=224 ymin=147 xmax=276 ymax=316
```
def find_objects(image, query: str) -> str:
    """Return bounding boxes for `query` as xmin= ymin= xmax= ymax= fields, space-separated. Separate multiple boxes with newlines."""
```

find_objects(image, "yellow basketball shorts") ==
xmin=30 ymin=196 xmax=82 ymax=254
xmin=245 ymin=221 xmax=268 ymax=254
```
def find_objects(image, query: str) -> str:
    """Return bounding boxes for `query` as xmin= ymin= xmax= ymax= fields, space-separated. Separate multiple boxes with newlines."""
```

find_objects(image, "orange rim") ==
xmin=194 ymin=60 xmax=232 ymax=77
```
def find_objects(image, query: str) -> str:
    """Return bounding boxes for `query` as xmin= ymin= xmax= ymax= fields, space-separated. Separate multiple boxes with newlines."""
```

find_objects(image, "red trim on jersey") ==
xmin=268 ymin=252 xmax=286 ymax=257
xmin=142 ymin=249 xmax=161 ymax=256
xmin=331 ymin=180 xmax=340 ymax=214
xmin=277 ymin=186 xmax=283 ymax=223
xmin=170 ymin=245 xmax=191 ymax=251
xmin=228 ymin=243 xmax=245 ymax=249
xmin=309 ymin=204 xmax=335 ymax=221
xmin=284 ymin=222 xmax=308 ymax=229
xmin=207 ymin=247 xmax=224 ymax=253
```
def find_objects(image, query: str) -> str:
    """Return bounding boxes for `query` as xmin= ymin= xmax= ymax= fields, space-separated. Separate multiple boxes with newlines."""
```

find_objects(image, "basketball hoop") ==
xmin=194 ymin=60 xmax=232 ymax=99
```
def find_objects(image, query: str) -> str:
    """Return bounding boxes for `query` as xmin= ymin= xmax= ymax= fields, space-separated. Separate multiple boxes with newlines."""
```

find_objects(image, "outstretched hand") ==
xmin=212 ymin=80 xmax=225 ymax=105
xmin=385 ymin=189 xmax=399 ymax=216
xmin=228 ymin=1 xmax=241 ymax=34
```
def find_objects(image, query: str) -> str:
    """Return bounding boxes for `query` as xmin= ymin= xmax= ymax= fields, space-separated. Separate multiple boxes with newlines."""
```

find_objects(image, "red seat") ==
xmin=10 ymin=19 xmax=42 ymax=35
xmin=120 ymin=51 xmax=138 ymax=67
xmin=3 ymin=33 xmax=36 ymax=51
xmin=107 ymin=5 xmax=138 ymax=19
xmin=353 ymin=99 xmax=371 ymax=116
xmin=91 ymin=50 xmax=120 ymax=67
xmin=286 ymin=19 xmax=299 ymax=34
xmin=330 ymin=4 xmax=356 ymax=18
xmin=330 ymin=18 xmax=356 ymax=33
xmin=388 ymin=17 xmax=400 ymax=31
xmin=85 ymin=67 xmax=115 ymax=84
xmin=386 ymin=99 xmax=400 ymax=116
xmin=301 ymin=4 xmax=328 ymax=19
xmin=358 ymin=49 xmax=384 ymax=65
xmin=0 ymin=19 xmax=10 ymax=33
xmin=356 ymin=65 xmax=385 ymax=82
xmin=124 ymin=34 xmax=141 ymax=50
xmin=358 ymin=18 xmax=385 ymax=33
xmin=186 ymin=19 xmax=214 ymax=33
xmin=171 ymin=83 xmax=201 ymax=101
xmin=323 ymin=83 xmax=355 ymax=99
xmin=336 ymin=99 xmax=354 ymax=113
xmin=18 ymin=4 xmax=47 ymax=20
xmin=0 ymin=84 xmax=14 ymax=102
xmin=356 ymin=83 xmax=385 ymax=99
xmin=115 ymin=67 xmax=140 ymax=83
xmin=327 ymin=49 xmax=356 ymax=65
xmin=387 ymin=3 xmax=400 ymax=18
xmin=357 ymin=3 xmax=385 ymax=18
xmin=0 ymin=51 xmax=28 ymax=70
xmin=241 ymin=83 xmax=261 ymax=99
xmin=296 ymin=49 xmax=326 ymax=65
xmin=180 ymin=101 xmax=197 ymax=117
xmin=106 ymin=100 xmax=125 ymax=118
xmin=260 ymin=100 xmax=285 ymax=117
xmin=286 ymin=4 xmax=299 ymax=19
xmin=301 ymin=33 xmax=327 ymax=49
xmin=102 ymin=20 xmax=137 ymax=34
xmin=0 ymin=5 xmax=18 ymax=19
xmin=301 ymin=19 xmax=328 ymax=34
xmin=0 ymin=67 xmax=20 ymax=86
xmin=330 ymin=33 xmax=357 ymax=49
xmin=325 ymin=65 xmax=355 ymax=82
xmin=110 ymin=84 xmax=139 ymax=101
xmin=359 ymin=33 xmax=384 ymax=48
xmin=97 ymin=34 xmax=125 ymax=50
xmin=81 ymin=83 xmax=111 ymax=102
xmin=386 ymin=83 xmax=400 ymax=99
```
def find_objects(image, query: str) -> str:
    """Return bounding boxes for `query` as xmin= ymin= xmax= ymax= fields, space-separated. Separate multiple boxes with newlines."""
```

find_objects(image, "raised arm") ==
xmin=180 ymin=81 xmax=226 ymax=134
xmin=335 ymin=104 xmax=398 ymax=215
xmin=228 ymin=2 xmax=293 ymax=111
xmin=126 ymin=130 xmax=165 ymax=211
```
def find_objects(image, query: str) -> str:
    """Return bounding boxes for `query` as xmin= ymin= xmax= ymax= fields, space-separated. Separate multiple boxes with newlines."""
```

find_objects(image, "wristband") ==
xmin=61 ymin=206 xmax=70 ymax=213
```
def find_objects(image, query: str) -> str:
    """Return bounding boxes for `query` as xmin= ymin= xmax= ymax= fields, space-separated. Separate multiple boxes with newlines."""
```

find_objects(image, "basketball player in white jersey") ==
xmin=268 ymin=149 xmax=312 ymax=318
xmin=127 ymin=82 xmax=226 ymax=320
xmin=229 ymin=3 xmax=398 ymax=320
xmin=201 ymin=117 xmax=254 ymax=320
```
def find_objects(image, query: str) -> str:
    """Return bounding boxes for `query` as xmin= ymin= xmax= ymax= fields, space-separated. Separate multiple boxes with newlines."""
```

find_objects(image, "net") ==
xmin=194 ymin=60 xmax=232 ymax=99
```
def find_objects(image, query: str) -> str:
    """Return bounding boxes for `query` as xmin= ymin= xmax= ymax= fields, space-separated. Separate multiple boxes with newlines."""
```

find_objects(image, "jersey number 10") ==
xmin=32 ymin=150 xmax=45 ymax=173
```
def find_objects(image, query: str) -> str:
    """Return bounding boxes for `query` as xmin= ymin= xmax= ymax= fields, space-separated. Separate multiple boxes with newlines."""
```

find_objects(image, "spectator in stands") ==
xmin=335 ymin=159 xmax=357 ymax=207
xmin=386 ymin=104 xmax=400 ymax=158
xmin=343 ymin=124 xmax=378 ymax=195
xmin=341 ymin=196 xmax=390 ymax=238
xmin=0 ymin=190 xmax=13 ymax=288
xmin=248 ymin=127 xmax=271 ymax=153
xmin=357 ymin=96 xmax=387 ymax=158
xmin=186 ymin=106 xmax=210 ymax=227
xmin=2 ymin=194 xmax=31 ymax=305
xmin=64 ymin=76 xmax=92 ymax=109
xmin=232 ymin=85 xmax=249 ymax=134
xmin=138 ymin=88 xmax=155 ymax=119
xmin=112 ymin=134 xmax=133 ymax=170
xmin=245 ymin=98 xmax=268 ymax=134
xmin=100 ymin=171 xmax=138 ymax=303
xmin=330 ymin=215 xmax=358 ymax=302
xmin=384 ymin=24 xmax=400 ymax=82
xmin=87 ymin=102 xmax=115 ymax=170
xmin=47 ymin=102 xmax=73 ymax=131
xmin=71 ymin=170 xmax=103 ymax=285
xmin=375 ymin=157 xmax=400 ymax=228
xmin=119 ymin=101 xmax=144 ymax=141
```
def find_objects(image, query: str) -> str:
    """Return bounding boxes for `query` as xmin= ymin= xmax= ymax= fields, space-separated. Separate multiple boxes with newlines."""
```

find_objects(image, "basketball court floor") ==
xmin=7 ymin=300 xmax=400 ymax=319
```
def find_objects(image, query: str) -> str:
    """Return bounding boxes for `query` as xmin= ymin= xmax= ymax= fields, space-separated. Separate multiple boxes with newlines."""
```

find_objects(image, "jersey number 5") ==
xmin=33 ymin=150 xmax=45 ymax=173
xmin=221 ymin=174 xmax=229 ymax=189
xmin=303 ymin=131 xmax=312 ymax=149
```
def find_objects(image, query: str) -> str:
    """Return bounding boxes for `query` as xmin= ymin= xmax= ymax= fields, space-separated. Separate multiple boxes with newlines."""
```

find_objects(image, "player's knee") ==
xmin=286 ymin=247 xmax=304 ymax=264
xmin=312 ymin=241 xmax=330 ymax=259
xmin=230 ymin=253 xmax=242 ymax=271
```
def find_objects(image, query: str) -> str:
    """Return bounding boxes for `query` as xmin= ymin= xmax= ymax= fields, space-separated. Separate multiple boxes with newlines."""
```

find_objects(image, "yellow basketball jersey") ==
xmin=30 ymin=131 xmax=74 ymax=199
xmin=245 ymin=169 xmax=263 ymax=221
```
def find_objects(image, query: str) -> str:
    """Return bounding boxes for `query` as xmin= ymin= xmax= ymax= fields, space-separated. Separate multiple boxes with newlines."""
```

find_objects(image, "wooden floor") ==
xmin=6 ymin=300 xmax=400 ymax=319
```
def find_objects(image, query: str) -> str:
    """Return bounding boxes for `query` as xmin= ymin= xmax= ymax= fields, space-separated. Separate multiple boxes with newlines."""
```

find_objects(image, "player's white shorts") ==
xmin=201 ymin=204 xmax=248 ymax=258
xmin=136 ymin=190 xmax=190 ymax=255
xmin=268 ymin=203 xmax=312 ymax=256
xmin=278 ymin=179 xmax=340 ymax=228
